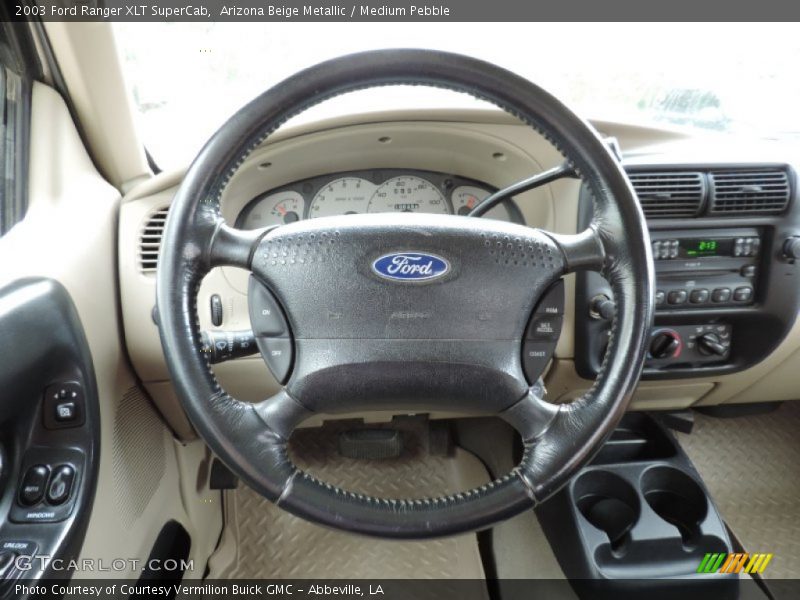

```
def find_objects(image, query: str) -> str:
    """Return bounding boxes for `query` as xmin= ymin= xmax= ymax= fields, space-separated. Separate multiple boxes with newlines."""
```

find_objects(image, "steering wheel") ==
xmin=156 ymin=49 xmax=654 ymax=539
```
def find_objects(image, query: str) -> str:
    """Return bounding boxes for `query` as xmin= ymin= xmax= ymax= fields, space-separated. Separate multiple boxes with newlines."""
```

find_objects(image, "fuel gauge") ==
xmin=452 ymin=185 xmax=508 ymax=220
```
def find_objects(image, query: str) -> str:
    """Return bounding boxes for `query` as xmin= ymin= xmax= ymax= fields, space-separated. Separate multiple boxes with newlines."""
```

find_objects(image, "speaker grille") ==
xmin=113 ymin=387 xmax=168 ymax=528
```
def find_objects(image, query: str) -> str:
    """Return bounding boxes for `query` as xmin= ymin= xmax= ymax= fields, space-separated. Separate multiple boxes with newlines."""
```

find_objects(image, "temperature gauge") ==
xmin=240 ymin=191 xmax=304 ymax=229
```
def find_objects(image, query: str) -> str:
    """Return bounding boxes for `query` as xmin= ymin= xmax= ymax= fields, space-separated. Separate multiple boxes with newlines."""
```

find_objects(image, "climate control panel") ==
xmin=645 ymin=323 xmax=731 ymax=369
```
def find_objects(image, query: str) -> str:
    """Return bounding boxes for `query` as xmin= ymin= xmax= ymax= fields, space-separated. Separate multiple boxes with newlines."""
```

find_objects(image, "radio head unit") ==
xmin=652 ymin=235 xmax=760 ymax=261
xmin=650 ymin=228 xmax=761 ymax=309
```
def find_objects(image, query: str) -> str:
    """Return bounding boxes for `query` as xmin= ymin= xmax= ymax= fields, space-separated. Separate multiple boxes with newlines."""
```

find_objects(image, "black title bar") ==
xmin=8 ymin=0 xmax=800 ymax=22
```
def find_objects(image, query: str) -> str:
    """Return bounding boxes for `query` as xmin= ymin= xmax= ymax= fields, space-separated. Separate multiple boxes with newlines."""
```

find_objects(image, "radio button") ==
xmin=712 ymin=288 xmax=732 ymax=303
xmin=667 ymin=290 xmax=687 ymax=305
xmin=689 ymin=289 xmax=709 ymax=304
xmin=652 ymin=241 xmax=661 ymax=258
xmin=734 ymin=286 xmax=753 ymax=302
xmin=740 ymin=264 xmax=757 ymax=278
xmin=669 ymin=240 xmax=679 ymax=259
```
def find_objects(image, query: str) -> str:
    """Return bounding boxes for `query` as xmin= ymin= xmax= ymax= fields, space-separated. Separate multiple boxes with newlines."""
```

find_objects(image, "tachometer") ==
xmin=309 ymin=177 xmax=376 ymax=218
xmin=452 ymin=185 xmax=508 ymax=220
xmin=240 ymin=191 xmax=303 ymax=229
xmin=368 ymin=176 xmax=450 ymax=214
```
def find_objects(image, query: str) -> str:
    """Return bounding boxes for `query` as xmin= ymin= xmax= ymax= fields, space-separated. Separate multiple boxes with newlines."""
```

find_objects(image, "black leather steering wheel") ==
xmin=156 ymin=49 xmax=654 ymax=539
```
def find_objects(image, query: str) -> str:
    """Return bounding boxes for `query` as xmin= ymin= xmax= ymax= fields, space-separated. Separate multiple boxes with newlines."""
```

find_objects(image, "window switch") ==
xmin=46 ymin=465 xmax=75 ymax=505
xmin=18 ymin=465 xmax=49 ymax=506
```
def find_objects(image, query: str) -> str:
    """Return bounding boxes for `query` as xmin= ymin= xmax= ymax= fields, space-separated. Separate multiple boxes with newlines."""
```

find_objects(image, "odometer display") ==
xmin=367 ymin=176 xmax=450 ymax=214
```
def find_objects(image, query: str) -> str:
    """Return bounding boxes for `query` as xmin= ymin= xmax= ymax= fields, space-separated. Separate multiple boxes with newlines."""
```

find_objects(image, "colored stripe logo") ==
xmin=697 ymin=552 xmax=773 ymax=574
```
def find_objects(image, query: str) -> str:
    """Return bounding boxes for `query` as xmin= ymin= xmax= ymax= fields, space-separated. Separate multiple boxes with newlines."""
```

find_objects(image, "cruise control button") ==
xmin=522 ymin=342 xmax=553 ymax=381
xmin=689 ymin=289 xmax=709 ymax=304
xmin=46 ymin=465 xmax=75 ymax=505
xmin=667 ymin=290 xmax=687 ymax=305
xmin=527 ymin=315 xmax=563 ymax=341
xmin=261 ymin=338 xmax=293 ymax=384
xmin=734 ymin=286 xmax=753 ymax=302
xmin=534 ymin=279 xmax=564 ymax=315
xmin=248 ymin=277 xmax=288 ymax=336
xmin=19 ymin=466 xmax=49 ymax=506
xmin=712 ymin=288 xmax=731 ymax=303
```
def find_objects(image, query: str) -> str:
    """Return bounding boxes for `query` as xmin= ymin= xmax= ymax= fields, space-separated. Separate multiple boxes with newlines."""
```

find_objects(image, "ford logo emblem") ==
xmin=372 ymin=252 xmax=450 ymax=282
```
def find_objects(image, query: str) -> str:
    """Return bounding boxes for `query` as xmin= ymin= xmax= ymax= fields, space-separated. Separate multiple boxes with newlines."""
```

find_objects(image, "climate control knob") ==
xmin=649 ymin=330 xmax=681 ymax=359
xmin=697 ymin=332 xmax=727 ymax=356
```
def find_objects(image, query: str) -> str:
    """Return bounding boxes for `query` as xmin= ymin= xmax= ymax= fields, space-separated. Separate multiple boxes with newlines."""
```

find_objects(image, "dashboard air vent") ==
xmin=139 ymin=207 xmax=169 ymax=274
xmin=709 ymin=169 xmax=791 ymax=215
xmin=628 ymin=171 xmax=705 ymax=218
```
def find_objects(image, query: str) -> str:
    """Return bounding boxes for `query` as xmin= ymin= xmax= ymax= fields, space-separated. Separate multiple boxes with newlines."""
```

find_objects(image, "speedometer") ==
xmin=368 ymin=176 xmax=450 ymax=214
xmin=309 ymin=177 xmax=376 ymax=218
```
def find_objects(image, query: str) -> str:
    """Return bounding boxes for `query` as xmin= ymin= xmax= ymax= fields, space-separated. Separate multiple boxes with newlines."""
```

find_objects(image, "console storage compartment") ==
xmin=536 ymin=412 xmax=738 ymax=599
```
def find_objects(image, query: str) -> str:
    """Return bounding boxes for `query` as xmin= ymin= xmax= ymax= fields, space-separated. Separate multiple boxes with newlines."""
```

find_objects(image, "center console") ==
xmin=536 ymin=413 xmax=738 ymax=599
xmin=576 ymin=163 xmax=800 ymax=380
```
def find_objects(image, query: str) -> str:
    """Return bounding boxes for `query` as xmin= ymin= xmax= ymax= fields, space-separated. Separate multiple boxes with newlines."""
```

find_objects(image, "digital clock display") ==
xmin=680 ymin=238 xmax=733 ymax=257
xmin=687 ymin=240 xmax=718 ymax=256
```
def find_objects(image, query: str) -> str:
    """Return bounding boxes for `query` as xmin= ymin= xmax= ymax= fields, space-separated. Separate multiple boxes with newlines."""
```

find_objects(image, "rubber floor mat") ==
xmin=209 ymin=418 xmax=491 ymax=593
xmin=677 ymin=401 xmax=800 ymax=579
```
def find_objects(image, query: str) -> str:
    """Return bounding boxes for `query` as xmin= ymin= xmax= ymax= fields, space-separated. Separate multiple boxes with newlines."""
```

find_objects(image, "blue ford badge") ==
xmin=372 ymin=252 xmax=450 ymax=282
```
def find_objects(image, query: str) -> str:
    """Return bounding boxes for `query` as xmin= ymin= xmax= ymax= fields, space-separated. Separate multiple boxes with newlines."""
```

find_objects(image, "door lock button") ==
xmin=19 ymin=465 xmax=49 ymax=506
xmin=46 ymin=465 xmax=75 ymax=505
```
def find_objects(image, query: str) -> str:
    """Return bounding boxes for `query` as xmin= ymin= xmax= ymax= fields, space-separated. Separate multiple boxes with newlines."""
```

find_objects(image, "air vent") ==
xmin=139 ymin=207 xmax=169 ymax=273
xmin=709 ymin=169 xmax=791 ymax=215
xmin=628 ymin=171 xmax=705 ymax=218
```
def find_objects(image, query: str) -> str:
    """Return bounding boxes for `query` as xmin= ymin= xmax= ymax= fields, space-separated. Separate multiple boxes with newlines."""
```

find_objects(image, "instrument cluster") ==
xmin=236 ymin=169 xmax=523 ymax=228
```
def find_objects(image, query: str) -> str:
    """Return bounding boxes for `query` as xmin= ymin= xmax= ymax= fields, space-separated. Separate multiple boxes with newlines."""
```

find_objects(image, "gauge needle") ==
xmin=276 ymin=204 xmax=287 ymax=216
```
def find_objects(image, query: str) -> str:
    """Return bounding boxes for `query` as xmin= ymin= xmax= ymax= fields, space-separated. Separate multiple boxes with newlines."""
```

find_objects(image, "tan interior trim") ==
xmin=42 ymin=21 xmax=151 ymax=190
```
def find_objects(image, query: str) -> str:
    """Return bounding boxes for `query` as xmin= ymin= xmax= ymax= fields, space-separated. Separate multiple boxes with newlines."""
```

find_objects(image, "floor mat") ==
xmin=677 ymin=401 xmax=800 ymax=579
xmin=209 ymin=418 xmax=491 ymax=592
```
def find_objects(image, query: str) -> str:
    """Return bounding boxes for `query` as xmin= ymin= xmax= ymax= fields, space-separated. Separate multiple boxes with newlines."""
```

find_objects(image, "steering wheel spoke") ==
xmin=208 ymin=222 xmax=271 ymax=270
xmin=253 ymin=390 xmax=315 ymax=440
xmin=469 ymin=162 xmax=577 ymax=217
xmin=500 ymin=380 xmax=561 ymax=442
xmin=547 ymin=226 xmax=607 ymax=274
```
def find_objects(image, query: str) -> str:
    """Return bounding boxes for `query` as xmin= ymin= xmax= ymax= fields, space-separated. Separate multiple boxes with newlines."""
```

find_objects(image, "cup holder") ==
xmin=574 ymin=470 xmax=640 ymax=555
xmin=641 ymin=466 xmax=708 ymax=548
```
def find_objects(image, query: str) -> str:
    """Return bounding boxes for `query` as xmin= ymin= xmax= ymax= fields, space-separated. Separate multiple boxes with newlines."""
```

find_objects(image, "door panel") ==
xmin=0 ymin=82 xmax=220 ymax=588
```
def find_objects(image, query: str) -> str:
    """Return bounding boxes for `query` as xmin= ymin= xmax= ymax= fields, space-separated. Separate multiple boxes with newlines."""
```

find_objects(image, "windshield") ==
xmin=114 ymin=22 xmax=800 ymax=170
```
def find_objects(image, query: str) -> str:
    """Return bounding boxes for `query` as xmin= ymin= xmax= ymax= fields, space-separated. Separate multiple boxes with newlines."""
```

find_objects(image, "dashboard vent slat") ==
xmin=139 ymin=207 xmax=170 ymax=273
xmin=709 ymin=169 xmax=791 ymax=215
xmin=627 ymin=171 xmax=705 ymax=219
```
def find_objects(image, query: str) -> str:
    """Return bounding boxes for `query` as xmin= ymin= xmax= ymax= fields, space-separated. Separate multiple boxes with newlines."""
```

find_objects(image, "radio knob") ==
xmin=783 ymin=236 xmax=800 ymax=260
xmin=649 ymin=330 xmax=681 ymax=359
xmin=697 ymin=332 xmax=727 ymax=356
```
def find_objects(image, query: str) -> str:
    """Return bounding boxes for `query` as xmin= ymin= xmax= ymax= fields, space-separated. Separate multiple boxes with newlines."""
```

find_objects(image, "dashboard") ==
xmin=235 ymin=168 xmax=522 ymax=228
xmin=118 ymin=110 xmax=800 ymax=440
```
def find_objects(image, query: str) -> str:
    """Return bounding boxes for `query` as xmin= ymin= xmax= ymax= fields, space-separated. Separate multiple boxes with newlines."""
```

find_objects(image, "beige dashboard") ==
xmin=118 ymin=109 xmax=800 ymax=439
